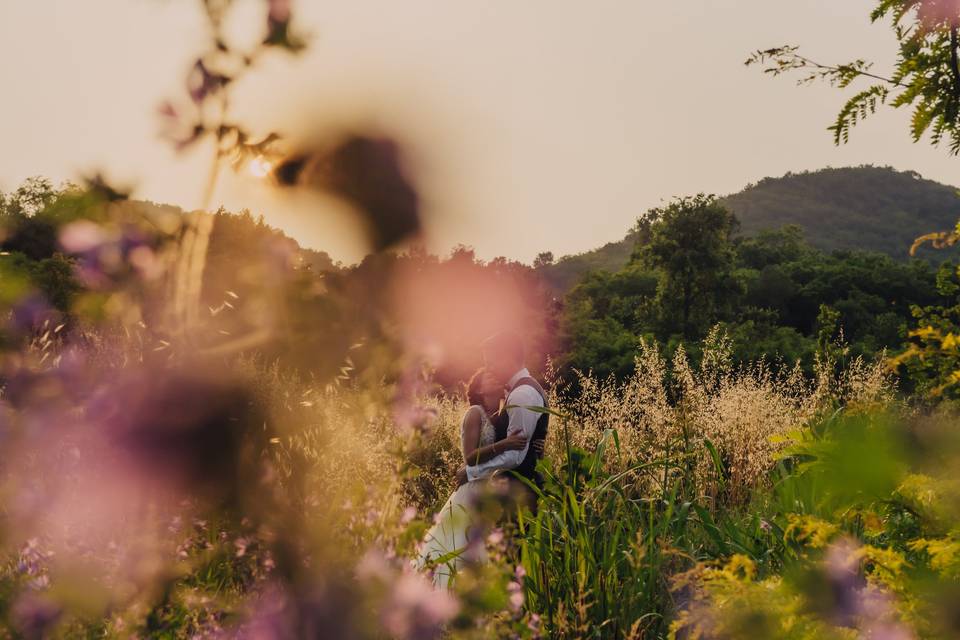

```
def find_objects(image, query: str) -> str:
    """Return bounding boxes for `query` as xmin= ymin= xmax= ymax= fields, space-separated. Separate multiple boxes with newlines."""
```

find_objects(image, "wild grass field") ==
xmin=6 ymin=0 xmax=960 ymax=638
xmin=5 ymin=311 xmax=958 ymax=638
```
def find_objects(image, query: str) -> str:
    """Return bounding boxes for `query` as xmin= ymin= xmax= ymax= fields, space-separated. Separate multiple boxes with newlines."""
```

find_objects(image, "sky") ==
xmin=2 ymin=0 xmax=959 ymax=263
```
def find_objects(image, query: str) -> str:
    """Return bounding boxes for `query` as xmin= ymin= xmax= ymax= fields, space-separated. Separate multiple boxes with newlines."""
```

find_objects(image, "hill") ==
xmin=541 ymin=166 xmax=960 ymax=291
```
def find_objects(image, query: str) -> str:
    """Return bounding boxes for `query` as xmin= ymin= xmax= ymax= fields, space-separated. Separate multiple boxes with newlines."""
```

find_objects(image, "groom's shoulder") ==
xmin=507 ymin=382 xmax=544 ymax=407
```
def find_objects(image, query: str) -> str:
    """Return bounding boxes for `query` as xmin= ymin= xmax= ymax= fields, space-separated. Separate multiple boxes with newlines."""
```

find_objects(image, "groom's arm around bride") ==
xmin=464 ymin=381 xmax=542 ymax=481
xmin=458 ymin=331 xmax=549 ymax=489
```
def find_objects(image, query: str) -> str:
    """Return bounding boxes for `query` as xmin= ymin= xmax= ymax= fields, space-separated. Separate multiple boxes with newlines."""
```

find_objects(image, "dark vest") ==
xmin=494 ymin=375 xmax=549 ymax=488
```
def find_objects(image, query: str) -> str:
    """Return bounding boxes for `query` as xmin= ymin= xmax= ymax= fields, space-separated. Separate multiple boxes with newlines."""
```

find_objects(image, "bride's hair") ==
xmin=466 ymin=368 xmax=485 ymax=407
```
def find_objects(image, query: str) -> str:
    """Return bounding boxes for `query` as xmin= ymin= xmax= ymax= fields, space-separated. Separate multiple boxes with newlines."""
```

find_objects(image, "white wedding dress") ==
xmin=415 ymin=406 xmax=497 ymax=590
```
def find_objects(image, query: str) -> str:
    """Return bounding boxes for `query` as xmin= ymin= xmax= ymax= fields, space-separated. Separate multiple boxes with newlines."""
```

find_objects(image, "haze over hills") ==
xmin=7 ymin=165 xmax=959 ymax=297
xmin=541 ymin=166 xmax=960 ymax=291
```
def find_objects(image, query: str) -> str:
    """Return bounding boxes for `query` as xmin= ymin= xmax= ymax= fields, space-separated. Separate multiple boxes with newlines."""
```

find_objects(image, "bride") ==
xmin=415 ymin=368 xmax=527 ymax=589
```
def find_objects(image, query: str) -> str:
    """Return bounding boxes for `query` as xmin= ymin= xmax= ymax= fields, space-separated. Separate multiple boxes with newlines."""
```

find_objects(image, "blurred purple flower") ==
xmin=157 ymin=100 xmax=202 ymax=150
xmin=381 ymin=570 xmax=460 ymax=640
xmin=527 ymin=612 xmax=542 ymax=634
xmin=823 ymin=539 xmax=914 ymax=637
xmin=59 ymin=221 xmax=162 ymax=288
xmin=232 ymin=584 xmax=290 ymax=640
xmin=232 ymin=582 xmax=358 ymax=640
xmin=16 ymin=539 xmax=47 ymax=578
xmin=10 ymin=593 xmax=61 ymax=639
xmin=9 ymin=293 xmax=56 ymax=335
xmin=355 ymin=549 xmax=392 ymax=582
xmin=392 ymin=368 xmax=438 ymax=436
xmin=400 ymin=506 xmax=417 ymax=525
xmin=507 ymin=580 xmax=524 ymax=612
xmin=825 ymin=538 xmax=863 ymax=627
xmin=58 ymin=220 xmax=106 ymax=253
xmin=267 ymin=0 xmax=291 ymax=24
xmin=28 ymin=575 xmax=50 ymax=590
xmin=187 ymin=59 xmax=226 ymax=105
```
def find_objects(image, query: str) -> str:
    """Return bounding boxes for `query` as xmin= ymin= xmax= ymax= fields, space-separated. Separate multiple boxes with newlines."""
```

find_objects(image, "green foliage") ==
xmin=559 ymin=210 xmax=942 ymax=380
xmin=515 ymin=409 xmax=753 ymax=639
xmin=538 ymin=231 xmax=642 ymax=292
xmin=559 ymin=265 xmax=656 ymax=379
xmin=893 ymin=260 xmax=960 ymax=398
xmin=541 ymin=166 xmax=960 ymax=292
xmin=518 ymin=439 xmax=693 ymax=638
xmin=726 ymin=166 xmax=960 ymax=261
xmin=748 ymin=1 xmax=960 ymax=154
xmin=634 ymin=195 xmax=740 ymax=340
xmin=719 ymin=313 xmax=814 ymax=367
xmin=672 ymin=405 xmax=960 ymax=639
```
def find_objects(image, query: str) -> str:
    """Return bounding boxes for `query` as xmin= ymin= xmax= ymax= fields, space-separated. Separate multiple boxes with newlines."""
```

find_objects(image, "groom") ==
xmin=460 ymin=331 xmax=549 ymax=506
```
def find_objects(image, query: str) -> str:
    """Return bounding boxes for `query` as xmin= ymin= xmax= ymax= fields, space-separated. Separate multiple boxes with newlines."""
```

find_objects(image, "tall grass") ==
xmin=554 ymin=328 xmax=892 ymax=501
xmin=511 ymin=331 xmax=895 ymax=638
xmin=518 ymin=428 xmax=699 ymax=638
xmin=0 ymin=329 xmax=901 ymax=638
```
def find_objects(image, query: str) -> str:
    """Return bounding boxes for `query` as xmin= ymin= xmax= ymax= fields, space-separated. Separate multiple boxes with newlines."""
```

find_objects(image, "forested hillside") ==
xmin=727 ymin=166 xmax=960 ymax=259
xmin=0 ymin=178 xmax=554 ymax=383
xmin=541 ymin=166 xmax=960 ymax=290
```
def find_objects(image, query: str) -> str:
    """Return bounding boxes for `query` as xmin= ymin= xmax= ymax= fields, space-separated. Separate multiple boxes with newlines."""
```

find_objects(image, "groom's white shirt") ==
xmin=466 ymin=367 xmax=543 ymax=482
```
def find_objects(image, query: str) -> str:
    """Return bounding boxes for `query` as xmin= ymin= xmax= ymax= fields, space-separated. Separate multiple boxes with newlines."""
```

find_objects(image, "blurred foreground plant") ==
xmin=670 ymin=402 xmax=960 ymax=639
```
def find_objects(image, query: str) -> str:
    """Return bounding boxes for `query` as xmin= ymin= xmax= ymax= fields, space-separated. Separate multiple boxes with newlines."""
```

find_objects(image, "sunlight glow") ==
xmin=246 ymin=156 xmax=273 ymax=179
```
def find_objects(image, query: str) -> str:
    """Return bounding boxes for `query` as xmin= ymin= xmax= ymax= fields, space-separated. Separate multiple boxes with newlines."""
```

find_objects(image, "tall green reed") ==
xmin=515 ymin=407 xmax=725 ymax=639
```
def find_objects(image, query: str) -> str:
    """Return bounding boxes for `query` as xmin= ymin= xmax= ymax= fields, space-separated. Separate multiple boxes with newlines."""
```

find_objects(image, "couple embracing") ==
xmin=416 ymin=331 xmax=549 ymax=590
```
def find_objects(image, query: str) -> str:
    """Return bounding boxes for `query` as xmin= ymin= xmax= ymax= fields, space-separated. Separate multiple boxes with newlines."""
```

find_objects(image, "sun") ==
xmin=246 ymin=155 xmax=273 ymax=179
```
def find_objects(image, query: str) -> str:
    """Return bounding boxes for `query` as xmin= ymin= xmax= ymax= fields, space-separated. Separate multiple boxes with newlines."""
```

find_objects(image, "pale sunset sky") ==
xmin=1 ymin=0 xmax=958 ymax=262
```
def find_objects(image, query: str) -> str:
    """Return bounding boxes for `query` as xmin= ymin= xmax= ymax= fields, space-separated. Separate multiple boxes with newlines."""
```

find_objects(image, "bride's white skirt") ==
xmin=415 ymin=479 xmax=487 ymax=590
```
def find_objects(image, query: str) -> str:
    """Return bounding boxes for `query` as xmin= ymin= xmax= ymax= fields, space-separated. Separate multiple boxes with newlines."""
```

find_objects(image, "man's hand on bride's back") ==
xmin=532 ymin=439 xmax=546 ymax=457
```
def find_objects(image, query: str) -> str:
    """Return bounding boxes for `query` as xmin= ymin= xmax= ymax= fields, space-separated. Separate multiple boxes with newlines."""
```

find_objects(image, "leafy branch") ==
xmin=746 ymin=1 xmax=960 ymax=154
xmin=160 ymin=0 xmax=308 ymax=201
xmin=159 ymin=0 xmax=309 ymax=331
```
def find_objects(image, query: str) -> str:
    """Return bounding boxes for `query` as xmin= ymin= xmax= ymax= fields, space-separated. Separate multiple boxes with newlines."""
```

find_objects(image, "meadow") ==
xmin=4 ymin=291 xmax=957 ymax=638
xmin=5 ymin=0 xmax=960 ymax=638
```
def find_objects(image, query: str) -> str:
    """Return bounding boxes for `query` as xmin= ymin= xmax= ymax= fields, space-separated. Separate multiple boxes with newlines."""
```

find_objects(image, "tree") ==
xmin=635 ymin=195 xmax=740 ymax=340
xmin=735 ymin=225 xmax=807 ymax=270
xmin=747 ymin=1 xmax=960 ymax=153
xmin=747 ymin=0 xmax=960 ymax=395
xmin=0 ymin=178 xmax=64 ymax=260
xmin=533 ymin=251 xmax=555 ymax=269
xmin=558 ymin=265 xmax=658 ymax=380
xmin=1 ymin=176 xmax=57 ymax=219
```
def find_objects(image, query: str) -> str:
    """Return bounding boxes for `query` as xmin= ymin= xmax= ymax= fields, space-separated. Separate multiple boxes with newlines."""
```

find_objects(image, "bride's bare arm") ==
xmin=460 ymin=406 xmax=482 ymax=464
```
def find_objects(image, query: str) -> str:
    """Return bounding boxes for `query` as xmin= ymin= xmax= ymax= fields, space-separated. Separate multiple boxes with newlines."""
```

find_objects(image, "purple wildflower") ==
xmin=267 ymin=0 xmax=291 ymax=24
xmin=187 ymin=59 xmax=225 ymax=105
xmin=381 ymin=570 xmax=460 ymax=640
xmin=10 ymin=593 xmax=61 ymax=639
xmin=9 ymin=293 xmax=56 ymax=335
